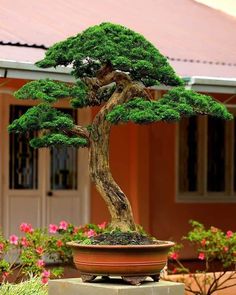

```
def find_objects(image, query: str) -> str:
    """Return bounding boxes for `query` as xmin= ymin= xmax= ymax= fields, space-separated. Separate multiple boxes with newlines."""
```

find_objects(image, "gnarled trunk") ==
xmin=88 ymin=87 xmax=137 ymax=231
xmin=89 ymin=120 xmax=136 ymax=231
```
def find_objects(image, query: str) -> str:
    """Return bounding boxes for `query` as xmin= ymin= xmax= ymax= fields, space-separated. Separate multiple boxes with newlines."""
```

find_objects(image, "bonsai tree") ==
xmin=9 ymin=23 xmax=232 ymax=232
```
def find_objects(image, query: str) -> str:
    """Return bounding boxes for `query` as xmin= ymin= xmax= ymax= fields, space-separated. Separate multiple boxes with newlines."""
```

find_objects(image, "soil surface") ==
xmin=89 ymin=232 xmax=161 ymax=245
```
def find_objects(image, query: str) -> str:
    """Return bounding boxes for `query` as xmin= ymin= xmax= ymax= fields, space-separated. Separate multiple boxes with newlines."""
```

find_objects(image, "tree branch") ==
xmin=192 ymin=273 xmax=204 ymax=295
xmin=213 ymin=271 xmax=236 ymax=290
xmin=82 ymin=62 xmax=150 ymax=106
xmin=214 ymin=282 xmax=236 ymax=292
xmin=62 ymin=125 xmax=90 ymax=145
xmin=206 ymin=271 xmax=225 ymax=295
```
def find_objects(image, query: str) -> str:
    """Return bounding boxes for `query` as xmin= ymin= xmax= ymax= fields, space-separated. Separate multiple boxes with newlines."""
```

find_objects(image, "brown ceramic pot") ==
xmin=67 ymin=241 xmax=174 ymax=285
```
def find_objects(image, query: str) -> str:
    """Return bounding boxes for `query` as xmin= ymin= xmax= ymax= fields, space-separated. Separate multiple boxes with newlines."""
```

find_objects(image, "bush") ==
xmin=0 ymin=220 xmax=107 ymax=284
xmin=164 ymin=220 xmax=236 ymax=295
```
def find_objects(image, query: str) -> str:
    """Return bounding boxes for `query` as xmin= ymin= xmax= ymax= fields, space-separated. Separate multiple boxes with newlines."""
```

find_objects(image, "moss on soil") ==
xmin=89 ymin=232 xmax=160 ymax=245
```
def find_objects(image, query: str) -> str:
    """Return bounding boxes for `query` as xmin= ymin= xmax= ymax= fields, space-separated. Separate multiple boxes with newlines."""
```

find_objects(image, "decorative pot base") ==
xmin=80 ymin=273 xmax=160 ymax=285
xmin=67 ymin=241 xmax=174 ymax=285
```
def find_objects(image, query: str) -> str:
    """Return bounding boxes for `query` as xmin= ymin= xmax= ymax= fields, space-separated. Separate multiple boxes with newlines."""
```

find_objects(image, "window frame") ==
xmin=176 ymin=110 xmax=236 ymax=203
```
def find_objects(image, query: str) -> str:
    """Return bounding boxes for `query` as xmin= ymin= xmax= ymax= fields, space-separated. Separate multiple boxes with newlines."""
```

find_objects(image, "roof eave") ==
xmin=184 ymin=76 xmax=236 ymax=94
xmin=0 ymin=60 xmax=75 ymax=82
xmin=1 ymin=60 xmax=236 ymax=94
xmin=153 ymin=76 xmax=236 ymax=94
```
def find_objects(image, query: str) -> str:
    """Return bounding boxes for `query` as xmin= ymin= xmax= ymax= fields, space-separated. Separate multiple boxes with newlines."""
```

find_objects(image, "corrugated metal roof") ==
xmin=0 ymin=0 xmax=236 ymax=78
xmin=0 ymin=46 xmax=45 ymax=63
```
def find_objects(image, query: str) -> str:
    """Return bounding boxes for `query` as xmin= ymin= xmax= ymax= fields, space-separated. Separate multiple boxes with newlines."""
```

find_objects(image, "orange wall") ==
xmin=91 ymin=91 xmax=236 ymax=258
xmin=149 ymin=113 xmax=236 ymax=258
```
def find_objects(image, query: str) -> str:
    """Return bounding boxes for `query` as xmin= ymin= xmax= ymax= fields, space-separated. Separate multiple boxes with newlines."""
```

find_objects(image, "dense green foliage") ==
xmin=30 ymin=133 xmax=87 ymax=148
xmin=8 ymin=104 xmax=74 ymax=132
xmin=9 ymin=23 xmax=232 ymax=149
xmin=107 ymin=87 xmax=233 ymax=124
xmin=36 ymin=23 xmax=183 ymax=87
xmin=15 ymin=79 xmax=90 ymax=107
xmin=15 ymin=79 xmax=71 ymax=103
xmin=14 ymin=79 xmax=114 ymax=108
xmin=8 ymin=104 xmax=88 ymax=147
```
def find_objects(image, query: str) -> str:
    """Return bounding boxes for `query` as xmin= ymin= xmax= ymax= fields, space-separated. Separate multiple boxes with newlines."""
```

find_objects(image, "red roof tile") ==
xmin=0 ymin=0 xmax=236 ymax=78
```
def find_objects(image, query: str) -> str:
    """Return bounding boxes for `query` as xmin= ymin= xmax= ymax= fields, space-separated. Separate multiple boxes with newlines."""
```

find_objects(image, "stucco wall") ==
xmin=91 ymin=91 xmax=236 ymax=258
xmin=2 ymin=78 xmax=236 ymax=257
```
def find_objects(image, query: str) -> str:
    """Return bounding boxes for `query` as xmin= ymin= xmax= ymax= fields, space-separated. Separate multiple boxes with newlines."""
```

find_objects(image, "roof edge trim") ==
xmin=186 ymin=76 xmax=236 ymax=94
xmin=1 ymin=60 xmax=236 ymax=93
xmin=0 ymin=60 xmax=75 ymax=82
xmin=154 ymin=76 xmax=236 ymax=94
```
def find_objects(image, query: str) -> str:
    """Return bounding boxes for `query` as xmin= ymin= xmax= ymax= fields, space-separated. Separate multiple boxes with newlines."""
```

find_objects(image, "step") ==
xmin=48 ymin=277 xmax=184 ymax=295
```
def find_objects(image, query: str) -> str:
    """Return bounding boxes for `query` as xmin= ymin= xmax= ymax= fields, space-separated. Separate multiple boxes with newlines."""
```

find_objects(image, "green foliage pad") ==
xmin=8 ymin=104 xmax=88 ymax=148
xmin=8 ymin=23 xmax=232 ymax=149
xmin=36 ymin=22 xmax=183 ymax=87
xmin=107 ymin=87 xmax=233 ymax=124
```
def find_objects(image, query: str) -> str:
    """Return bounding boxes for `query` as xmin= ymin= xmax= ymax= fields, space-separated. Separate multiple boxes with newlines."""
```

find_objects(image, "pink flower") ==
xmin=21 ymin=237 xmax=29 ymax=247
xmin=41 ymin=276 xmax=49 ymax=284
xmin=56 ymin=240 xmax=63 ymax=247
xmin=85 ymin=229 xmax=96 ymax=238
xmin=36 ymin=246 xmax=44 ymax=255
xmin=223 ymin=246 xmax=229 ymax=252
xmin=201 ymin=239 xmax=206 ymax=247
xmin=20 ymin=222 xmax=33 ymax=233
xmin=0 ymin=243 xmax=4 ymax=252
xmin=98 ymin=221 xmax=107 ymax=229
xmin=2 ymin=272 xmax=9 ymax=279
xmin=37 ymin=259 xmax=45 ymax=268
xmin=226 ymin=230 xmax=233 ymax=239
xmin=73 ymin=226 xmax=79 ymax=234
xmin=59 ymin=220 xmax=68 ymax=231
xmin=41 ymin=269 xmax=51 ymax=284
xmin=49 ymin=224 xmax=58 ymax=234
xmin=9 ymin=235 xmax=18 ymax=245
xmin=169 ymin=252 xmax=179 ymax=260
xmin=198 ymin=252 xmax=205 ymax=260
xmin=42 ymin=269 xmax=50 ymax=278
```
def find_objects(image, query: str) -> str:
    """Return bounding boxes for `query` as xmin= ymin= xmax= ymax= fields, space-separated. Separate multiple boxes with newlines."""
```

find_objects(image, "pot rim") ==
xmin=67 ymin=240 xmax=175 ymax=249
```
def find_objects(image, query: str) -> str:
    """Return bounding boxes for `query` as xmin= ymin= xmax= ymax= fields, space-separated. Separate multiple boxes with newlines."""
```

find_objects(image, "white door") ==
xmin=2 ymin=94 xmax=90 ymax=236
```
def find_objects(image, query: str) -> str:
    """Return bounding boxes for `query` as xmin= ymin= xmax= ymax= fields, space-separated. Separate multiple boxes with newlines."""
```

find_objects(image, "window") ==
xmin=9 ymin=105 xmax=38 ymax=189
xmin=9 ymin=106 xmax=78 ymax=191
xmin=50 ymin=108 xmax=78 ymax=190
xmin=177 ymin=114 xmax=235 ymax=202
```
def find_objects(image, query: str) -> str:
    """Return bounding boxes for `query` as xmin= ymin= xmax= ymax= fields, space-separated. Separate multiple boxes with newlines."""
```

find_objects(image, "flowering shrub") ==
xmin=164 ymin=220 xmax=236 ymax=295
xmin=0 ymin=221 xmax=107 ymax=284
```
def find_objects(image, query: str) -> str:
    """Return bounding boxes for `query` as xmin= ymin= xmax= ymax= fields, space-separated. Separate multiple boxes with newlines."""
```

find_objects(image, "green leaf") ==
xmin=37 ymin=23 xmax=183 ymax=87
xmin=30 ymin=133 xmax=88 ymax=148
xmin=8 ymin=104 xmax=75 ymax=133
xmin=14 ymin=79 xmax=71 ymax=103
xmin=107 ymin=87 xmax=233 ymax=125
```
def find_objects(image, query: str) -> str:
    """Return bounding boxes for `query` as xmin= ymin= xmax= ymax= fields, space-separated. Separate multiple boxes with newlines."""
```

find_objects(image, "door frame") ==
xmin=1 ymin=88 xmax=91 ymax=235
